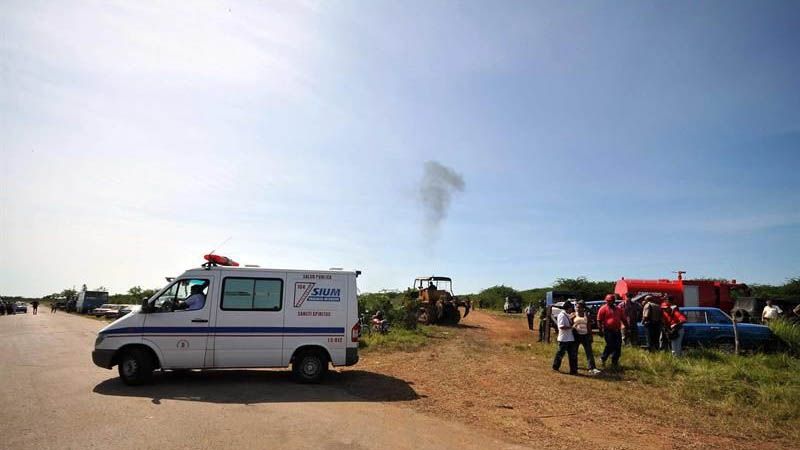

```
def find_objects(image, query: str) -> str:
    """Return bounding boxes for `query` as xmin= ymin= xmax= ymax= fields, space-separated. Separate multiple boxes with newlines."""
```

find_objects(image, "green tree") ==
xmin=552 ymin=277 xmax=615 ymax=301
xmin=128 ymin=286 xmax=144 ymax=297
xmin=473 ymin=285 xmax=519 ymax=310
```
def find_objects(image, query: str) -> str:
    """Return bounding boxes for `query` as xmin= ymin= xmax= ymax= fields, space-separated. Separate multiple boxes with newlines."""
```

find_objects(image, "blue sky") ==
xmin=1 ymin=1 xmax=799 ymax=297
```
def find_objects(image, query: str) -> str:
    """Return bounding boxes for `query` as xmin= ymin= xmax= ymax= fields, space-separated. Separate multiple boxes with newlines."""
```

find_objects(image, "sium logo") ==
xmin=294 ymin=283 xmax=341 ymax=307
xmin=308 ymin=288 xmax=341 ymax=302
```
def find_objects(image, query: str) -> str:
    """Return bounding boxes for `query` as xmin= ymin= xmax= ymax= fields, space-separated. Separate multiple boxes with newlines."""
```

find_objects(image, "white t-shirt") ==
xmin=557 ymin=310 xmax=575 ymax=342
xmin=762 ymin=305 xmax=783 ymax=320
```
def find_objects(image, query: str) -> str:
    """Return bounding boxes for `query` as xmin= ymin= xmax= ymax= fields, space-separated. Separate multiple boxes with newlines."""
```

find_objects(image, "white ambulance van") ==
xmin=92 ymin=257 xmax=360 ymax=385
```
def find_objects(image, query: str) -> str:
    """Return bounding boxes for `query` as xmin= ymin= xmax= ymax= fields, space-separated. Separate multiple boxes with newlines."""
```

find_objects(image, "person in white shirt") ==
xmin=761 ymin=299 xmax=783 ymax=324
xmin=525 ymin=303 xmax=536 ymax=331
xmin=183 ymin=285 xmax=207 ymax=311
xmin=551 ymin=301 xmax=578 ymax=375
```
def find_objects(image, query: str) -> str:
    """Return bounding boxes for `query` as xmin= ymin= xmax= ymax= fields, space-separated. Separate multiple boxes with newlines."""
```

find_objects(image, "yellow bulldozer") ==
xmin=414 ymin=276 xmax=471 ymax=325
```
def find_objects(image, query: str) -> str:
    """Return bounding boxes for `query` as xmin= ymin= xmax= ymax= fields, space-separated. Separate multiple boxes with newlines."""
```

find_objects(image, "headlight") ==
xmin=95 ymin=334 xmax=105 ymax=346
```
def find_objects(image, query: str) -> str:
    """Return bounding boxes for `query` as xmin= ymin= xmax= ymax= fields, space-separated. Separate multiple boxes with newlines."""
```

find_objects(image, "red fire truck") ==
xmin=614 ymin=272 xmax=751 ymax=313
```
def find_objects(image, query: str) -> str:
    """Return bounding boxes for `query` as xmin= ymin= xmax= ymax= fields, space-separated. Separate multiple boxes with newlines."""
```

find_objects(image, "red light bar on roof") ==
xmin=203 ymin=254 xmax=239 ymax=267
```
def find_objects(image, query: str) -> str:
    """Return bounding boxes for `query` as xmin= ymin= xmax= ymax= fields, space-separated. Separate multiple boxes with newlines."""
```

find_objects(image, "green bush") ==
xmin=472 ymin=285 xmax=519 ymax=310
xmin=358 ymin=289 xmax=418 ymax=329
xmin=770 ymin=319 xmax=800 ymax=356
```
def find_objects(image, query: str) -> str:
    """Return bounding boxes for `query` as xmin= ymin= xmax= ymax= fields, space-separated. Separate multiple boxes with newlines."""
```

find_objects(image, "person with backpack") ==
xmin=641 ymin=295 xmax=663 ymax=352
xmin=662 ymin=298 xmax=687 ymax=357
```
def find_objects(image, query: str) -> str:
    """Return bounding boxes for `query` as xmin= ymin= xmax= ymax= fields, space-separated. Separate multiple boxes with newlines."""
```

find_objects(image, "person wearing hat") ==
xmin=573 ymin=300 xmax=600 ymax=374
xmin=551 ymin=301 xmax=578 ymax=375
xmin=642 ymin=295 xmax=663 ymax=352
xmin=596 ymin=294 xmax=627 ymax=368
xmin=661 ymin=297 xmax=687 ymax=356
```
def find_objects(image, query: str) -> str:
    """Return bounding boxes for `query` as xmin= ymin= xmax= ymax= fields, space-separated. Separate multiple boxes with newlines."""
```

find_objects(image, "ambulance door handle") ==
xmin=191 ymin=319 xmax=209 ymax=323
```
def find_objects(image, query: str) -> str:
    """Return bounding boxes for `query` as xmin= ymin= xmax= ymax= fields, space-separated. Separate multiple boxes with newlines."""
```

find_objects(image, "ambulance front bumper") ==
xmin=92 ymin=349 xmax=115 ymax=369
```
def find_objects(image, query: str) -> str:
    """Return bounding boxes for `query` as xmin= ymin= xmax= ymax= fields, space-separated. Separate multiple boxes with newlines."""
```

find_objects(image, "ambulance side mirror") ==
xmin=140 ymin=297 xmax=151 ymax=313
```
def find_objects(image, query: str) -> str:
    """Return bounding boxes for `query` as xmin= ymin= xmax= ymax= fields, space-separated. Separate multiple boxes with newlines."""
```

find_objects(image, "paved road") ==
xmin=0 ymin=310 xmax=525 ymax=450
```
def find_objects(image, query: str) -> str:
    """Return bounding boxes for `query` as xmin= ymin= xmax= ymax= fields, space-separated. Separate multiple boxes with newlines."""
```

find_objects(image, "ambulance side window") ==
xmin=221 ymin=277 xmax=282 ymax=311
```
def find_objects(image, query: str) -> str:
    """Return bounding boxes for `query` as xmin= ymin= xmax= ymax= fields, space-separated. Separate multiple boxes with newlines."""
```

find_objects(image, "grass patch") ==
xmin=770 ymin=319 xmax=800 ymax=356
xmin=614 ymin=345 xmax=800 ymax=430
xmin=359 ymin=326 xmax=434 ymax=352
xmin=514 ymin=338 xmax=800 ymax=434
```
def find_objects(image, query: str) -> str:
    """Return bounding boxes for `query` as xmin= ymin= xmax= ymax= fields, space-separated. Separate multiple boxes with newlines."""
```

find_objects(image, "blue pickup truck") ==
xmin=637 ymin=306 xmax=773 ymax=350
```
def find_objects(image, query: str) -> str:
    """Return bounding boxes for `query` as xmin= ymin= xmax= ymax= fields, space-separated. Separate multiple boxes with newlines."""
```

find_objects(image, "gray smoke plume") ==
xmin=420 ymin=161 xmax=465 ymax=240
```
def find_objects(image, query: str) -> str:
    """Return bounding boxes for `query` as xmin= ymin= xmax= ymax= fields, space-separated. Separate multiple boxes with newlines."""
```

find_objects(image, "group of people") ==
xmin=547 ymin=293 xmax=689 ymax=375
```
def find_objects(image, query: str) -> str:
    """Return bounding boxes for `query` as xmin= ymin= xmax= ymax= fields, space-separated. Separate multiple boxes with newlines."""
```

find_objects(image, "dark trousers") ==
xmin=538 ymin=318 xmax=546 ymax=341
xmin=575 ymin=334 xmax=596 ymax=370
xmin=601 ymin=330 xmax=622 ymax=366
xmin=552 ymin=341 xmax=578 ymax=374
xmin=645 ymin=323 xmax=661 ymax=351
xmin=526 ymin=314 xmax=534 ymax=330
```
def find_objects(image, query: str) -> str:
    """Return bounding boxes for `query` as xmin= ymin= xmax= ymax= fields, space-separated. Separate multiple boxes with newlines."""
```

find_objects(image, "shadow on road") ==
xmin=93 ymin=369 xmax=420 ymax=404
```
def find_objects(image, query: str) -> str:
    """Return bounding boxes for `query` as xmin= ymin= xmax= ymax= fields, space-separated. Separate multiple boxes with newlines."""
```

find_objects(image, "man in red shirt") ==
xmin=662 ymin=297 xmax=687 ymax=356
xmin=596 ymin=294 xmax=627 ymax=368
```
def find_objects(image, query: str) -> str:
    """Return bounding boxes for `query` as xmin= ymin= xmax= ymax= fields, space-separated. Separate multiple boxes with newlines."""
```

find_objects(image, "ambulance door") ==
xmin=283 ymin=272 xmax=348 ymax=366
xmin=212 ymin=273 xmax=286 ymax=368
xmin=142 ymin=277 xmax=214 ymax=369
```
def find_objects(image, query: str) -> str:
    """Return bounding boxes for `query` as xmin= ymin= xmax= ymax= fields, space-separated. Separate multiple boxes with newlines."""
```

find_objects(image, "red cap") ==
xmin=604 ymin=294 xmax=615 ymax=302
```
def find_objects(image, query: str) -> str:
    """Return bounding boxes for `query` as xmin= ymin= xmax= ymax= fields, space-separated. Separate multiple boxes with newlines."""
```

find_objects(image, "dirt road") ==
xmin=353 ymin=310 xmax=789 ymax=450
xmin=0 ymin=310 xmax=526 ymax=450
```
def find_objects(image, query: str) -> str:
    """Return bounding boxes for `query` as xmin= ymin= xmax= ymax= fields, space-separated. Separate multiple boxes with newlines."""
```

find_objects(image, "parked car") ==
xmin=117 ymin=304 xmax=141 ymax=318
xmin=636 ymin=306 xmax=772 ymax=351
xmin=91 ymin=304 xmax=121 ymax=317
xmin=105 ymin=304 xmax=138 ymax=319
xmin=14 ymin=302 xmax=28 ymax=313
xmin=503 ymin=294 xmax=523 ymax=313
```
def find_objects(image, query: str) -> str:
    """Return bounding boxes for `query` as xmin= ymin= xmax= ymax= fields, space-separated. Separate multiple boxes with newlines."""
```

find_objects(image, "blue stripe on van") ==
xmin=100 ymin=326 xmax=344 ymax=335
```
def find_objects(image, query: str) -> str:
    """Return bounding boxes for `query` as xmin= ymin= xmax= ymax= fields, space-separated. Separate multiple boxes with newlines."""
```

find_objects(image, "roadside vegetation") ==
xmin=512 ymin=337 xmax=800 ymax=433
xmin=40 ymin=286 xmax=160 ymax=306
xmin=770 ymin=318 xmax=800 ymax=356
xmin=359 ymin=325 xmax=438 ymax=352
xmin=470 ymin=277 xmax=615 ymax=310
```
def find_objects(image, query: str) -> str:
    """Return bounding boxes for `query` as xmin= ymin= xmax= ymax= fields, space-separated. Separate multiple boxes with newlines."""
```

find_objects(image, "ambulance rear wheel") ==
xmin=118 ymin=348 xmax=155 ymax=385
xmin=292 ymin=350 xmax=328 ymax=384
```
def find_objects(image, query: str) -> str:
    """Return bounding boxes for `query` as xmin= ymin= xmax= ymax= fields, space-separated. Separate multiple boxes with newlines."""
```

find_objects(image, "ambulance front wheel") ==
xmin=118 ymin=348 xmax=155 ymax=385
xmin=292 ymin=350 xmax=328 ymax=384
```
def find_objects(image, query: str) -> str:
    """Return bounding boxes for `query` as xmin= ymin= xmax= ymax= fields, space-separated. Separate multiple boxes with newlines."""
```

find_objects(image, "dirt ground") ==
xmin=1 ymin=308 xmax=793 ymax=450
xmin=346 ymin=309 xmax=793 ymax=450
